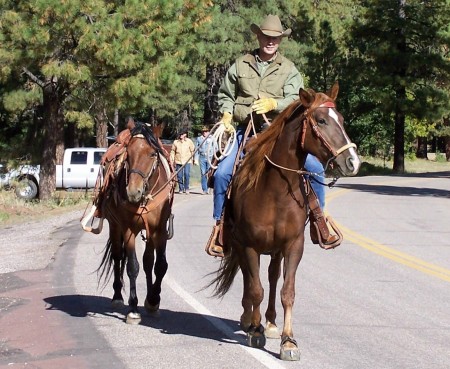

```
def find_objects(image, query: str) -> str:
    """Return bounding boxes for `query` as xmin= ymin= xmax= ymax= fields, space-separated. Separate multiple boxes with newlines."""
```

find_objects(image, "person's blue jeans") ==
xmin=213 ymin=127 xmax=246 ymax=220
xmin=304 ymin=154 xmax=325 ymax=209
xmin=176 ymin=163 xmax=191 ymax=192
xmin=199 ymin=156 xmax=211 ymax=193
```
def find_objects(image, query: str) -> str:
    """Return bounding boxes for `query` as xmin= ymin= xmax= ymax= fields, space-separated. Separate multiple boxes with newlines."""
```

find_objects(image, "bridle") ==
xmin=265 ymin=100 xmax=356 ymax=182
xmin=127 ymin=136 xmax=160 ymax=198
xmin=301 ymin=101 xmax=356 ymax=165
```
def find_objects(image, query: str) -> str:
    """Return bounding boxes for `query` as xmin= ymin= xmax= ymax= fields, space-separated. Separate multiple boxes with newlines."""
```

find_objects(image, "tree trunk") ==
xmin=40 ymin=82 xmax=65 ymax=200
xmin=203 ymin=65 xmax=227 ymax=125
xmin=113 ymin=108 xmax=119 ymax=137
xmin=393 ymin=0 xmax=406 ymax=173
xmin=393 ymin=103 xmax=405 ymax=173
xmin=444 ymin=116 xmax=450 ymax=161
xmin=95 ymin=108 xmax=108 ymax=148
xmin=416 ymin=137 xmax=427 ymax=159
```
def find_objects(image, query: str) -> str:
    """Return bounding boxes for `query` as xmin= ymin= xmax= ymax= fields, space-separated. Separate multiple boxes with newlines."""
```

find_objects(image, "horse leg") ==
xmin=265 ymin=252 xmax=282 ymax=339
xmin=240 ymin=268 xmax=253 ymax=332
xmin=279 ymin=245 xmax=303 ymax=361
xmin=244 ymin=248 xmax=266 ymax=349
xmin=110 ymin=228 xmax=125 ymax=309
xmin=144 ymin=235 xmax=168 ymax=315
xmin=125 ymin=233 xmax=141 ymax=324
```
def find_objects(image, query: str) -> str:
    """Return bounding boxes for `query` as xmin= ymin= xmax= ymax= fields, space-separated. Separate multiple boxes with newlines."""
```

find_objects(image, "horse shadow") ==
xmin=43 ymin=294 xmax=278 ymax=357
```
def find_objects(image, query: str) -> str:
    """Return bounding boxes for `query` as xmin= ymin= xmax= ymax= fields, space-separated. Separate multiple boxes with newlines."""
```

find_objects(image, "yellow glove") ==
xmin=252 ymin=98 xmax=277 ymax=114
xmin=219 ymin=112 xmax=234 ymax=133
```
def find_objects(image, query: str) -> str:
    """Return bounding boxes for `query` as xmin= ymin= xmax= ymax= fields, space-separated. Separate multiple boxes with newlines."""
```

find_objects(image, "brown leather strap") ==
xmin=306 ymin=179 xmax=330 ymax=240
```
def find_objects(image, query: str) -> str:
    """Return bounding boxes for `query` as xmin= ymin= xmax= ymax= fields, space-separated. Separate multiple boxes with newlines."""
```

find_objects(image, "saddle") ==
xmin=205 ymin=118 xmax=343 ymax=257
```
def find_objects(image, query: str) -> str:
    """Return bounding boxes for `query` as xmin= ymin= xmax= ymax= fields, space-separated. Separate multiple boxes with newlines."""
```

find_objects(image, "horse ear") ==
xmin=327 ymin=81 xmax=339 ymax=100
xmin=299 ymin=88 xmax=315 ymax=108
xmin=152 ymin=123 xmax=164 ymax=139
xmin=126 ymin=116 xmax=135 ymax=130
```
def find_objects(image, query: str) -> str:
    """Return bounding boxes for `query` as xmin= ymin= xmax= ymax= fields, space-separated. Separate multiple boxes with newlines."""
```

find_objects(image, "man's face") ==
xmin=257 ymin=32 xmax=282 ymax=60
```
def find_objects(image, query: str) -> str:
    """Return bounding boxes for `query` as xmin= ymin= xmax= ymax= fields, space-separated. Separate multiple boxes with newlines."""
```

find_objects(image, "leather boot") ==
xmin=205 ymin=222 xmax=224 ymax=258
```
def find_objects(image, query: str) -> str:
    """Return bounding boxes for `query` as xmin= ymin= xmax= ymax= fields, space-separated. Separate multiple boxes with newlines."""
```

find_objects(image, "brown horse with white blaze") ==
xmin=209 ymin=82 xmax=360 ymax=361
xmin=97 ymin=120 xmax=174 ymax=324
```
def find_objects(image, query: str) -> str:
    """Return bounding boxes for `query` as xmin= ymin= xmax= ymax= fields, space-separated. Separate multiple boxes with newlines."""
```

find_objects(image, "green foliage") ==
xmin=64 ymin=111 xmax=95 ymax=129
xmin=340 ymin=0 xmax=450 ymax=167
xmin=0 ymin=0 xmax=448 ymax=173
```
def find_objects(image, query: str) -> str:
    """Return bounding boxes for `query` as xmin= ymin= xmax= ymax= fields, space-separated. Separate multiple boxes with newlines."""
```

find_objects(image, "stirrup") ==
xmin=311 ymin=216 xmax=343 ymax=250
xmin=205 ymin=225 xmax=224 ymax=258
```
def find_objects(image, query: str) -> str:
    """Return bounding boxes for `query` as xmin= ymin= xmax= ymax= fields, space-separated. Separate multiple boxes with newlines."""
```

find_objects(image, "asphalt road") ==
xmin=1 ymin=171 xmax=449 ymax=369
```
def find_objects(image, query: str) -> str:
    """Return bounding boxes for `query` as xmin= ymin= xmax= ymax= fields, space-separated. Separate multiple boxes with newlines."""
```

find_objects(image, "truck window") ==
xmin=94 ymin=151 xmax=104 ymax=165
xmin=70 ymin=151 xmax=88 ymax=165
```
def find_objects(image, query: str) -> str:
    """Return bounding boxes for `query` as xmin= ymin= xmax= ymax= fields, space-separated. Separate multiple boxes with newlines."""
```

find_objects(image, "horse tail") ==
xmin=96 ymin=237 xmax=125 ymax=289
xmin=207 ymin=247 xmax=240 ymax=298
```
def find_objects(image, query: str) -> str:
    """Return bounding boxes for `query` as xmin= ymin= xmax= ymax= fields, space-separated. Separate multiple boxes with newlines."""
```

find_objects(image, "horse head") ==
xmin=125 ymin=120 xmax=162 ymax=204
xmin=300 ymin=82 xmax=360 ymax=177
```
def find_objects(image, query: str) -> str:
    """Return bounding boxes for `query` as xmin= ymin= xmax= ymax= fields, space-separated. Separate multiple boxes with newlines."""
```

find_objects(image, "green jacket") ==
xmin=218 ymin=51 xmax=303 ymax=125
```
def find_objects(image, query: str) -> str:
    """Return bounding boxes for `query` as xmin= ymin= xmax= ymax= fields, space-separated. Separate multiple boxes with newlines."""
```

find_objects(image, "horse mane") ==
xmin=233 ymin=100 xmax=305 ymax=193
xmin=130 ymin=121 xmax=165 ymax=155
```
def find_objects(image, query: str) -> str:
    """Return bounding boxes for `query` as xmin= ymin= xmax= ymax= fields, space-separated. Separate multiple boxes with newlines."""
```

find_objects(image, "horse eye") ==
xmin=318 ymin=118 xmax=327 ymax=125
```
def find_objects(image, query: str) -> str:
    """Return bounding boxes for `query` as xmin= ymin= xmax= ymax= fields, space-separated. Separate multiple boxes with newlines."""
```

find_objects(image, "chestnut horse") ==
xmin=209 ymin=83 xmax=361 ymax=360
xmin=97 ymin=120 xmax=175 ymax=324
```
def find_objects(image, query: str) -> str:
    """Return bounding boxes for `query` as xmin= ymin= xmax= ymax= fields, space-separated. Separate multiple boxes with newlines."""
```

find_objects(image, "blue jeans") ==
xmin=176 ymin=163 xmax=191 ymax=192
xmin=213 ymin=127 xmax=246 ymax=220
xmin=199 ymin=156 xmax=211 ymax=193
xmin=304 ymin=154 xmax=325 ymax=209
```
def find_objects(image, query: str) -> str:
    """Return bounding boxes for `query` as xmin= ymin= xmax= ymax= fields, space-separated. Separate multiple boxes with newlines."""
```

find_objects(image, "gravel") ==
xmin=0 ymin=210 xmax=82 ymax=274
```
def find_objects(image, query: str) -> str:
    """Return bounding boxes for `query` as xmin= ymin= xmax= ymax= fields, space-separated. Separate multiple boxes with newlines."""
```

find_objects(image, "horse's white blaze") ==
xmin=329 ymin=108 xmax=361 ymax=174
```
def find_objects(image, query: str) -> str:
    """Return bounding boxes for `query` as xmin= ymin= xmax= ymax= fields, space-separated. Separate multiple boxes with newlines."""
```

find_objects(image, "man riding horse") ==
xmin=206 ymin=14 xmax=339 ymax=258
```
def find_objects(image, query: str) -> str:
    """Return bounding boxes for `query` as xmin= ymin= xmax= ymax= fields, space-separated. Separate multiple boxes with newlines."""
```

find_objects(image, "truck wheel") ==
xmin=15 ymin=178 xmax=38 ymax=200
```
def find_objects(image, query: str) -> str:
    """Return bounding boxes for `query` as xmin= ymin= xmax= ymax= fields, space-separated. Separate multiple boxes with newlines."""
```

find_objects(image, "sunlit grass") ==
xmin=0 ymin=189 xmax=90 ymax=226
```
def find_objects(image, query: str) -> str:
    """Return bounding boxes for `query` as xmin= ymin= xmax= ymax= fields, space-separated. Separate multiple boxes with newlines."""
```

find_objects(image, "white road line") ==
xmin=163 ymin=274 xmax=287 ymax=369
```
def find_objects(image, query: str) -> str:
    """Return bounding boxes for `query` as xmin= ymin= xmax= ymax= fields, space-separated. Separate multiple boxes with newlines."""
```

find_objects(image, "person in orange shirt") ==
xmin=170 ymin=130 xmax=195 ymax=194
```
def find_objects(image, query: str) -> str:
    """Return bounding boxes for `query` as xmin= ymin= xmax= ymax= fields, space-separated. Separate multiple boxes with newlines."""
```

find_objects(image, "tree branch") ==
xmin=22 ymin=67 xmax=45 ymax=88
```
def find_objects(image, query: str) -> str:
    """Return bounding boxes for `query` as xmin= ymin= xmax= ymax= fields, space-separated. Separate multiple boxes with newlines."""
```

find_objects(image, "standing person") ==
xmin=206 ymin=14 xmax=335 ymax=257
xmin=194 ymin=126 xmax=214 ymax=195
xmin=170 ymin=130 xmax=195 ymax=194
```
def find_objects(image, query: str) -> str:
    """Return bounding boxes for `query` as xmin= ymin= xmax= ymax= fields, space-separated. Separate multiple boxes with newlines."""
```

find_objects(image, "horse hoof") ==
xmin=280 ymin=347 xmax=300 ymax=361
xmin=247 ymin=333 xmax=266 ymax=348
xmin=126 ymin=312 xmax=141 ymax=325
xmin=280 ymin=336 xmax=300 ymax=361
xmin=111 ymin=299 xmax=124 ymax=309
xmin=144 ymin=299 xmax=160 ymax=317
xmin=265 ymin=322 xmax=280 ymax=339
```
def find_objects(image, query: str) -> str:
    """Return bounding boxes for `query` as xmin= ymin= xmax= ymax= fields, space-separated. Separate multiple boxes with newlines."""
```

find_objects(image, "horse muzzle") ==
xmin=126 ymin=186 xmax=146 ymax=204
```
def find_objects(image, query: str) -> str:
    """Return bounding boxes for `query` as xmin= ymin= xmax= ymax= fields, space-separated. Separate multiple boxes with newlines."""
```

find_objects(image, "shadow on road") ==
xmin=44 ymin=294 xmax=253 ymax=346
xmin=336 ymin=171 xmax=450 ymax=199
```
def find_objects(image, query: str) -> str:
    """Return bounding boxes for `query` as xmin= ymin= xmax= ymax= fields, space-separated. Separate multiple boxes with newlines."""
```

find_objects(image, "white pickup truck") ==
xmin=8 ymin=147 xmax=106 ymax=200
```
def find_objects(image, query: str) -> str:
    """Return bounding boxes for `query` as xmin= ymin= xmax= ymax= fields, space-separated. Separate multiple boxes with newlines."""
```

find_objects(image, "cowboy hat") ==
xmin=250 ymin=14 xmax=291 ymax=38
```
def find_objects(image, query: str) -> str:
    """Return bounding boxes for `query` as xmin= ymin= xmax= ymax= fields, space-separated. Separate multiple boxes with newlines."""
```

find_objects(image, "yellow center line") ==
xmin=325 ymin=178 xmax=450 ymax=283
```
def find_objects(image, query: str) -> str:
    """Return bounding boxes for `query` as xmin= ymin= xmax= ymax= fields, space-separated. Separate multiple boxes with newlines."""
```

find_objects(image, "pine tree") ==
xmin=348 ymin=0 xmax=450 ymax=172
xmin=0 ymin=0 xmax=215 ymax=199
